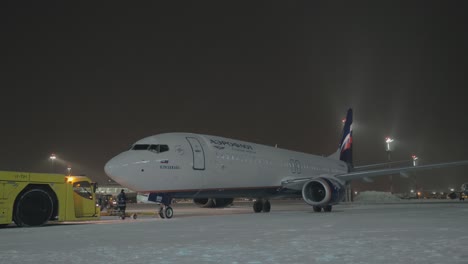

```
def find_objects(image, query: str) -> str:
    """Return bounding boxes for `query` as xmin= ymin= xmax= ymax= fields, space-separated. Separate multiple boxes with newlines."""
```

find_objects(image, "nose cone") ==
xmin=104 ymin=158 xmax=116 ymax=178
xmin=104 ymin=154 xmax=129 ymax=185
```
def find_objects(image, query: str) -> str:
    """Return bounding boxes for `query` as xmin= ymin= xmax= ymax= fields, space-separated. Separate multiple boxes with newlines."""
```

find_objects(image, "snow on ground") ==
xmin=354 ymin=191 xmax=402 ymax=203
xmin=1 ymin=201 xmax=468 ymax=264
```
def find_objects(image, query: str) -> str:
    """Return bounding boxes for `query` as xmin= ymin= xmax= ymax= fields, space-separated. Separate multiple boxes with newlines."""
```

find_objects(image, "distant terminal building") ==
xmin=96 ymin=186 xmax=135 ymax=195
xmin=96 ymin=185 xmax=137 ymax=203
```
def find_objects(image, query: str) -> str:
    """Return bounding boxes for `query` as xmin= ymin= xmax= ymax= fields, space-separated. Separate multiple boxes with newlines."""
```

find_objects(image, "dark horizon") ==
xmin=1 ymin=2 xmax=467 ymax=193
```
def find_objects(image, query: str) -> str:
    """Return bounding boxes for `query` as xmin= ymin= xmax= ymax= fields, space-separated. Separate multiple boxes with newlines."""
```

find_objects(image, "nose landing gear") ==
xmin=149 ymin=193 xmax=174 ymax=219
xmin=158 ymin=205 xmax=174 ymax=219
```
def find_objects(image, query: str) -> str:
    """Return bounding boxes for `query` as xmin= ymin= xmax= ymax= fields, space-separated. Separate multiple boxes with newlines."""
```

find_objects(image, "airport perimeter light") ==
xmin=67 ymin=166 xmax=72 ymax=176
xmin=412 ymin=155 xmax=419 ymax=166
xmin=49 ymin=154 xmax=57 ymax=173
xmin=385 ymin=137 xmax=394 ymax=152
xmin=385 ymin=137 xmax=394 ymax=193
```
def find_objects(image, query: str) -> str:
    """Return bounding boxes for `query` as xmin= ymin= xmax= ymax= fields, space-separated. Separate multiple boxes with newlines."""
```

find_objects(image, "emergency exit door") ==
xmin=186 ymin=137 xmax=205 ymax=170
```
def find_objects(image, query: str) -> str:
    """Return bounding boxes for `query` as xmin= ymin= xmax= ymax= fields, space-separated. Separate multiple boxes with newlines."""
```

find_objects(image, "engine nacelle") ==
xmin=193 ymin=198 xmax=234 ymax=208
xmin=302 ymin=177 xmax=345 ymax=206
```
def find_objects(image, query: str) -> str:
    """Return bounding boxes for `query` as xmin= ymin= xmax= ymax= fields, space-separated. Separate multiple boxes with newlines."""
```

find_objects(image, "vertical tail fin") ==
xmin=329 ymin=108 xmax=353 ymax=167
xmin=339 ymin=108 xmax=353 ymax=166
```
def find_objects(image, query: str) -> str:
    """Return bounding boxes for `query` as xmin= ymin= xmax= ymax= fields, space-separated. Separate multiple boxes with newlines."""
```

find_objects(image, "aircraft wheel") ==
xmin=262 ymin=200 xmax=271 ymax=213
xmin=313 ymin=206 xmax=322 ymax=212
xmin=323 ymin=205 xmax=332 ymax=212
xmin=253 ymin=200 xmax=263 ymax=213
xmin=158 ymin=207 xmax=165 ymax=218
xmin=14 ymin=189 xmax=53 ymax=227
xmin=164 ymin=207 xmax=174 ymax=219
xmin=132 ymin=214 xmax=137 ymax=219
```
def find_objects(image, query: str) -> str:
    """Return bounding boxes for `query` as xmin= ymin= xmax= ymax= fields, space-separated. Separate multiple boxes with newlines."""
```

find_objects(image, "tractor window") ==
xmin=73 ymin=181 xmax=94 ymax=200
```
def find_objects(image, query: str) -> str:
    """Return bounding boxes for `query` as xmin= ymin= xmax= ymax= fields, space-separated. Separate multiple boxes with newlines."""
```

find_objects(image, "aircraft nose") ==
xmin=104 ymin=158 xmax=117 ymax=178
xmin=104 ymin=155 xmax=127 ymax=183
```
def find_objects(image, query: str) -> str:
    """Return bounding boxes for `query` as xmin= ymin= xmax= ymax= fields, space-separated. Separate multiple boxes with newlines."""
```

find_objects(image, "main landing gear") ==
xmin=253 ymin=199 xmax=271 ymax=213
xmin=313 ymin=205 xmax=332 ymax=212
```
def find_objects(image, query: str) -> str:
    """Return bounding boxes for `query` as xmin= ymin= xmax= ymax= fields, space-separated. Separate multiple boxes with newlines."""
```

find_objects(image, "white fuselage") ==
xmin=105 ymin=133 xmax=349 ymax=198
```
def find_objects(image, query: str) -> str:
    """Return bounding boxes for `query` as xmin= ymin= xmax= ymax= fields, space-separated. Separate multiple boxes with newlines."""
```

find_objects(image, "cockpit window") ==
xmin=148 ymin=144 xmax=169 ymax=153
xmin=148 ymin=145 xmax=158 ymax=152
xmin=160 ymin=145 xmax=169 ymax=152
xmin=132 ymin=144 xmax=150 ymax=150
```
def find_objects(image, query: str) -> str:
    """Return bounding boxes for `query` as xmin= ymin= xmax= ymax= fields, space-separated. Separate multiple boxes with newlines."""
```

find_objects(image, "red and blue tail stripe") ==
xmin=339 ymin=109 xmax=353 ymax=166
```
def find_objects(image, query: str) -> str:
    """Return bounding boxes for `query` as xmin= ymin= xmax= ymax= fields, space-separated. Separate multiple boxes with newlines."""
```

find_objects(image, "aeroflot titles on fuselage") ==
xmin=209 ymin=139 xmax=254 ymax=151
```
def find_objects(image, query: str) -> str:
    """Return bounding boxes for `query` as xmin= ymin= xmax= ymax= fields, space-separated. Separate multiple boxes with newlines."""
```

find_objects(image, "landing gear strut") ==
xmin=152 ymin=194 xmax=173 ymax=219
xmin=253 ymin=199 xmax=271 ymax=213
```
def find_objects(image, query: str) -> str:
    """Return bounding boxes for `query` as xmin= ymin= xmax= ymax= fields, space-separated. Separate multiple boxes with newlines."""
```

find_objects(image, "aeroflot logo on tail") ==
xmin=210 ymin=139 xmax=254 ymax=150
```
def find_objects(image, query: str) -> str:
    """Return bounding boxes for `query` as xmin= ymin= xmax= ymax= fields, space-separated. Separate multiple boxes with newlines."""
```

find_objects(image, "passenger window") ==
xmin=73 ymin=181 xmax=93 ymax=200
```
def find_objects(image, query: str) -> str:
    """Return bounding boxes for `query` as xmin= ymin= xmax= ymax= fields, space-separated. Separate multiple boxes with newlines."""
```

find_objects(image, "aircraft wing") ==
xmin=335 ymin=160 xmax=468 ymax=181
xmin=280 ymin=160 xmax=468 ymax=191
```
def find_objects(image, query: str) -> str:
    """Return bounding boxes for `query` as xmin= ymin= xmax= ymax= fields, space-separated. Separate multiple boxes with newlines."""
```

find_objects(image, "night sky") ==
xmin=2 ymin=2 xmax=467 ymax=193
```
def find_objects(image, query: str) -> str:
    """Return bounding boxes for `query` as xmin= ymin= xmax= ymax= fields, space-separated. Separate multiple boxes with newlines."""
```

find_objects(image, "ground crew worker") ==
xmin=117 ymin=189 xmax=127 ymax=219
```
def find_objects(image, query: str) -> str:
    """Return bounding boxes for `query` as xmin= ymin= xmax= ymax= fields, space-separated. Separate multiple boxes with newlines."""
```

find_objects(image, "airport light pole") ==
xmin=49 ymin=154 xmax=57 ymax=173
xmin=385 ymin=137 xmax=394 ymax=194
xmin=385 ymin=137 xmax=394 ymax=152
xmin=410 ymin=155 xmax=419 ymax=198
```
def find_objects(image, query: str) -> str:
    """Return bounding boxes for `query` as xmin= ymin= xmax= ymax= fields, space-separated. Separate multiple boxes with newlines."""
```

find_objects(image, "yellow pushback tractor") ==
xmin=0 ymin=171 xmax=100 ymax=227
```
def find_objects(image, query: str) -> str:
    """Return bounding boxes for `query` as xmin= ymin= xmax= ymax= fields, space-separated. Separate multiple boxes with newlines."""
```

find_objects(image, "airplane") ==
xmin=104 ymin=109 xmax=468 ymax=218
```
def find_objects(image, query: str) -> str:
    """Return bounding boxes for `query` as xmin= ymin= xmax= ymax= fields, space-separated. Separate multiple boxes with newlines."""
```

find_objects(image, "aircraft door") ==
xmin=186 ymin=137 xmax=205 ymax=170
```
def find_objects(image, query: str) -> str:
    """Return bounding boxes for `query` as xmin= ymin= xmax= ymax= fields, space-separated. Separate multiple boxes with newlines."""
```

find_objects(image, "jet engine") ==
xmin=302 ymin=177 xmax=345 ymax=206
xmin=193 ymin=198 xmax=234 ymax=208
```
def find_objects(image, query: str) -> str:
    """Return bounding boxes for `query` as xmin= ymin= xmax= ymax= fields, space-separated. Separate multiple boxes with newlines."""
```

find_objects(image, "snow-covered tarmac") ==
xmin=1 ymin=201 xmax=468 ymax=264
